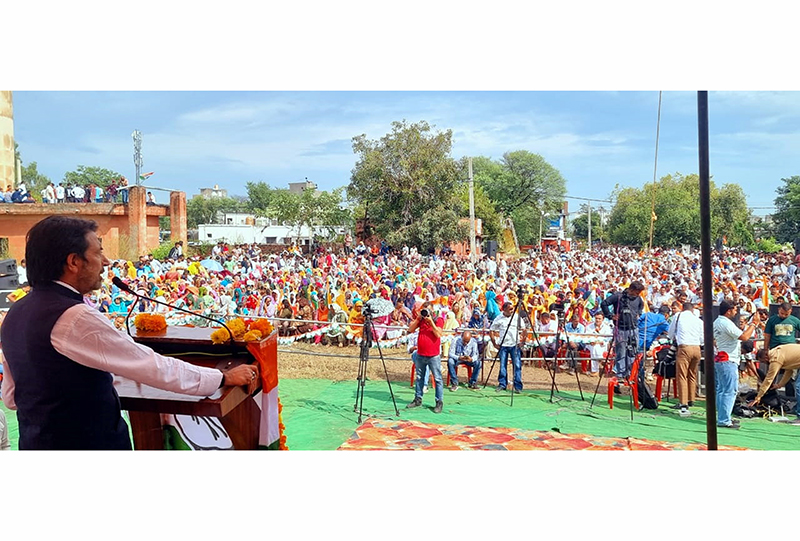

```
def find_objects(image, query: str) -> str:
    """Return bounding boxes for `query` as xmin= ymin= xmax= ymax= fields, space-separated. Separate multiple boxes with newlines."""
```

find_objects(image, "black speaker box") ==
xmin=767 ymin=303 xmax=800 ymax=319
xmin=484 ymin=240 xmax=498 ymax=258
xmin=0 ymin=275 xmax=19 ymax=289
xmin=0 ymin=259 xmax=16 ymax=276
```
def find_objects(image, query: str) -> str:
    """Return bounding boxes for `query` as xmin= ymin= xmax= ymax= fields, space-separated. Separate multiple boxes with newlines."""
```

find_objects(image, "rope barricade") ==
xmin=103 ymin=309 xmax=614 ymax=350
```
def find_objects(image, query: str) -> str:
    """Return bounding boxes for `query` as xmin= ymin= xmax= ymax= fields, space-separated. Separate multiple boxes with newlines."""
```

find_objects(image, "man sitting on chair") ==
xmin=448 ymin=330 xmax=480 ymax=391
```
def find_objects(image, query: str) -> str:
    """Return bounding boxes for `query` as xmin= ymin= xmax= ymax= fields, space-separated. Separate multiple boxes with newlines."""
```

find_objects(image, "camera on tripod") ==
xmin=549 ymin=301 xmax=566 ymax=320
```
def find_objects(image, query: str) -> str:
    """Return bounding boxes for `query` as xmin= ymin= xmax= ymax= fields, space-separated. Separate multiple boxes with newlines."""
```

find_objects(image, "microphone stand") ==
xmin=113 ymin=277 xmax=237 ymax=356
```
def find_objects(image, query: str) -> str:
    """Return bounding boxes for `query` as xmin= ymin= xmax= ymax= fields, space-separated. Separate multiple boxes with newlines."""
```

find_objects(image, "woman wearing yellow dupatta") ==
xmin=347 ymin=300 xmax=365 ymax=340
xmin=441 ymin=310 xmax=460 ymax=358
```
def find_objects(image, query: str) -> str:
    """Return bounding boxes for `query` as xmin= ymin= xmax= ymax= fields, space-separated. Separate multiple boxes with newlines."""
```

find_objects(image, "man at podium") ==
xmin=0 ymin=216 xmax=256 ymax=450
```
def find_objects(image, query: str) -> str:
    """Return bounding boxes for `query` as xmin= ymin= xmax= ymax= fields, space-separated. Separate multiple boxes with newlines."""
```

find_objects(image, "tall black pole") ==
xmin=698 ymin=91 xmax=718 ymax=450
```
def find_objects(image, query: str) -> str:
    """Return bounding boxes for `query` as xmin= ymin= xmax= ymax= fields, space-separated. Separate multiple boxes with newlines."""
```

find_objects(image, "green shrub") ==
xmin=151 ymin=241 xmax=175 ymax=261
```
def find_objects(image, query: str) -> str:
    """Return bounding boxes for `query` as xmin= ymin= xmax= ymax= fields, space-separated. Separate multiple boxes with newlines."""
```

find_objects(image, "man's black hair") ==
xmin=25 ymin=216 xmax=98 ymax=287
xmin=780 ymin=301 xmax=792 ymax=312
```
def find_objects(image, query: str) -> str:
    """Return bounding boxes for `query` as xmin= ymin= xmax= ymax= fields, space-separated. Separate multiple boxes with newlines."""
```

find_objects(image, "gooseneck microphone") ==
xmin=112 ymin=276 xmax=237 ymax=353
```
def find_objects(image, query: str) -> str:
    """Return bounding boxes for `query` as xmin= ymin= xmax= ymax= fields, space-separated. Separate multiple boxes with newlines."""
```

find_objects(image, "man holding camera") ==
xmin=490 ymin=301 xmax=528 ymax=392
xmin=600 ymin=281 xmax=645 ymax=383
xmin=406 ymin=302 xmax=445 ymax=413
xmin=714 ymin=300 xmax=760 ymax=429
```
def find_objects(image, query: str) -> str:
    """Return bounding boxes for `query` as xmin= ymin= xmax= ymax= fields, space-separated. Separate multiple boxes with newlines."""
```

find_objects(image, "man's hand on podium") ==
xmin=222 ymin=364 xmax=259 ymax=386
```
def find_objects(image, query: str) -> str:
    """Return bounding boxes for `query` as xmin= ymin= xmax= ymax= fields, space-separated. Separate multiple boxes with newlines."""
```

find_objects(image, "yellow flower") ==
xmin=243 ymin=330 xmax=262 ymax=342
xmin=228 ymin=318 xmax=247 ymax=340
xmin=210 ymin=327 xmax=232 ymax=344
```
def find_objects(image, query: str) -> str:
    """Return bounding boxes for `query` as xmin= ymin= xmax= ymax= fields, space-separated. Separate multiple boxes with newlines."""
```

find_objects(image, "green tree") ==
xmin=456 ymin=181 xmax=502 ymax=241
xmin=607 ymin=173 xmax=752 ymax=247
xmin=62 ymin=165 xmax=123 ymax=188
xmin=245 ymin=183 xmax=352 ymax=238
xmin=186 ymin=196 xmax=245 ymax=229
xmin=771 ymin=175 xmax=800 ymax=243
xmin=20 ymin=161 xmax=52 ymax=202
xmin=571 ymin=205 xmax=606 ymax=242
xmin=469 ymin=152 xmax=566 ymax=246
xmin=348 ymin=120 xmax=463 ymax=251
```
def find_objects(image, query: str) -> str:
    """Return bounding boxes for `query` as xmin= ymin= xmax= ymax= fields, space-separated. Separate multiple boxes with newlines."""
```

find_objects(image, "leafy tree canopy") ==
xmin=347 ymin=120 xmax=463 ymax=251
xmin=62 ymin=165 xmax=123 ymax=188
xmin=771 ymin=175 xmax=800 ymax=243
xmin=607 ymin=173 xmax=752 ymax=248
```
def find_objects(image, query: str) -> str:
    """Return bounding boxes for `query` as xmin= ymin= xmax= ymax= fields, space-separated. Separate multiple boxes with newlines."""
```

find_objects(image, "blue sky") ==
xmin=11 ymin=91 xmax=800 ymax=215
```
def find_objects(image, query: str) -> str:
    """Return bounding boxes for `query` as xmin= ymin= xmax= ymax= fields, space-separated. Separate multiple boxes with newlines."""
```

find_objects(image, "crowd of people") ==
xmin=4 ymin=229 xmax=799 ymax=423
xmin=0 ymin=178 xmax=141 ymax=205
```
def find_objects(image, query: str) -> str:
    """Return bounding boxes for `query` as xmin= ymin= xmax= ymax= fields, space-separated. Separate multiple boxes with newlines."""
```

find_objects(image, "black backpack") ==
xmin=637 ymin=372 xmax=659 ymax=410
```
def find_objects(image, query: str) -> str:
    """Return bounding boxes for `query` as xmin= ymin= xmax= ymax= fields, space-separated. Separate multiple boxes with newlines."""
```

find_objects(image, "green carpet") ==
xmin=279 ymin=379 xmax=800 ymax=450
xmin=3 ymin=380 xmax=797 ymax=450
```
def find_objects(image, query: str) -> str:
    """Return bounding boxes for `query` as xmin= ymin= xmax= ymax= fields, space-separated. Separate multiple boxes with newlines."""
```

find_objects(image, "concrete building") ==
xmin=198 ymin=222 xmax=346 ymax=245
xmin=0 ymin=186 xmax=187 ymax=261
xmin=197 ymin=184 xmax=228 ymax=199
xmin=288 ymin=179 xmax=317 ymax=194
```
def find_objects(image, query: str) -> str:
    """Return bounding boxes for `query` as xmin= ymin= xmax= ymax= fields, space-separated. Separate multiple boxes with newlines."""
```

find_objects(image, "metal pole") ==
xmin=649 ymin=91 xmax=662 ymax=255
xmin=697 ymin=91 xmax=718 ymax=451
xmin=587 ymin=201 xmax=592 ymax=252
xmin=539 ymin=210 xmax=544 ymax=247
xmin=132 ymin=130 xmax=142 ymax=187
xmin=468 ymin=158 xmax=477 ymax=262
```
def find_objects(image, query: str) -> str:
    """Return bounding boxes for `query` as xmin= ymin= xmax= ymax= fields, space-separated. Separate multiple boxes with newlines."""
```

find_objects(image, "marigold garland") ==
xmin=243 ymin=330 xmax=262 ymax=342
xmin=210 ymin=327 xmax=232 ymax=344
xmin=228 ymin=318 xmax=247 ymax=340
xmin=278 ymin=398 xmax=288 ymax=450
xmin=134 ymin=313 xmax=167 ymax=333
xmin=248 ymin=318 xmax=274 ymax=336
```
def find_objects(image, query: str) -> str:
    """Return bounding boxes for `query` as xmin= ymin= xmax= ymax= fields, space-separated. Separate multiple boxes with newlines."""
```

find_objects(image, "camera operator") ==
xmin=714 ymin=300 xmax=760 ymax=429
xmin=406 ymin=301 xmax=445 ymax=413
xmin=490 ymin=301 xmax=528 ymax=392
xmin=600 ymin=281 xmax=645 ymax=385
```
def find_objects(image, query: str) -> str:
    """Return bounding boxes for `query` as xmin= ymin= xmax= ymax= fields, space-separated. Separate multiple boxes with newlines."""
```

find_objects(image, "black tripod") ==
xmin=548 ymin=314 xmax=585 ymax=402
xmin=589 ymin=329 xmax=641 ymax=420
xmin=482 ymin=286 xmax=558 ymax=406
xmin=354 ymin=310 xmax=400 ymax=424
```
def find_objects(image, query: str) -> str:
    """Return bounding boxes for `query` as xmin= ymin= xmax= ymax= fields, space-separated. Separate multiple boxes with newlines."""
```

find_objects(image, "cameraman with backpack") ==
xmin=600 ymin=281 xmax=645 ymax=388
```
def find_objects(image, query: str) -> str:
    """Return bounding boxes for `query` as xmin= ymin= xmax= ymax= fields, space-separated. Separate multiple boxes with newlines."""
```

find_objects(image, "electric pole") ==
xmin=468 ymin=158 xmax=476 ymax=262
xmin=587 ymin=200 xmax=592 ymax=252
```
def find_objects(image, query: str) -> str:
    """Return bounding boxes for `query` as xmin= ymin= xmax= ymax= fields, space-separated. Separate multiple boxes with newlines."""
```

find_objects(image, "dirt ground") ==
xmin=279 ymin=342 xmax=620 ymax=392
xmin=276 ymin=342 xmax=762 ymax=395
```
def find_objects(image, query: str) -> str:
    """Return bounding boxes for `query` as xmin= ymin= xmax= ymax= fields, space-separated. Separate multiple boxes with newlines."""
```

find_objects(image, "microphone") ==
xmin=112 ymin=276 xmax=237 ymax=353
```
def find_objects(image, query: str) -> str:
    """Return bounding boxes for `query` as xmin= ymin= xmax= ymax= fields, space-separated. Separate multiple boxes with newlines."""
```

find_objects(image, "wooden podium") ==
xmin=117 ymin=326 xmax=276 ymax=450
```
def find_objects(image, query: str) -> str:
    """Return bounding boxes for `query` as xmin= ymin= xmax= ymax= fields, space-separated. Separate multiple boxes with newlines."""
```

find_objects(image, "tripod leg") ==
xmin=573 ymin=350 xmax=584 ymax=401
xmin=374 ymin=337 xmax=400 ymax=416
xmin=590 ymin=336 xmax=615 ymax=408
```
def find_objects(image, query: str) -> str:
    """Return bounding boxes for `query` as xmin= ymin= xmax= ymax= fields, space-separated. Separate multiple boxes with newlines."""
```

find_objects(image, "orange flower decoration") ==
xmin=248 ymin=318 xmax=274 ymax=336
xmin=134 ymin=313 xmax=167 ymax=333
xmin=243 ymin=330 xmax=262 ymax=342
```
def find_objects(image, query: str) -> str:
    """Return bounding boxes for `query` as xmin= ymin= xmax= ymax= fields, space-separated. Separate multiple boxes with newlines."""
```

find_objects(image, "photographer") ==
xmin=406 ymin=301 xmax=445 ymax=413
xmin=714 ymin=300 xmax=760 ymax=429
xmin=490 ymin=301 xmax=528 ymax=392
xmin=600 ymin=281 xmax=645 ymax=383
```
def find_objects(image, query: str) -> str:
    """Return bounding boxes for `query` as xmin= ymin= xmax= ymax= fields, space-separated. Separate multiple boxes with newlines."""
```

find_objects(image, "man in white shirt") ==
xmin=713 ymin=300 xmax=760 ymax=429
xmin=668 ymin=301 xmax=704 ymax=416
xmin=55 ymin=183 xmax=65 ymax=203
xmin=586 ymin=312 xmax=612 ymax=375
xmin=0 ymin=216 xmax=256 ymax=449
xmin=490 ymin=302 xmax=527 ymax=392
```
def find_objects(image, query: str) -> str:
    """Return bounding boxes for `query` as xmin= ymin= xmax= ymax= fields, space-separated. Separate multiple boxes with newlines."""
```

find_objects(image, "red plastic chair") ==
xmin=446 ymin=363 xmax=473 ymax=387
xmin=607 ymin=353 xmax=642 ymax=410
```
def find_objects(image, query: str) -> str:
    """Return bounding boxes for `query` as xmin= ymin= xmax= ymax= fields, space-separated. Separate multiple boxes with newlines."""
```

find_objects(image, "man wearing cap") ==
xmin=714 ymin=300 xmax=760 ymax=429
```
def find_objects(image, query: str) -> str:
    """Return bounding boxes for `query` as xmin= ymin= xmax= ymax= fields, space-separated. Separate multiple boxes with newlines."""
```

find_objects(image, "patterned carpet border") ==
xmin=337 ymin=418 xmax=745 ymax=450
